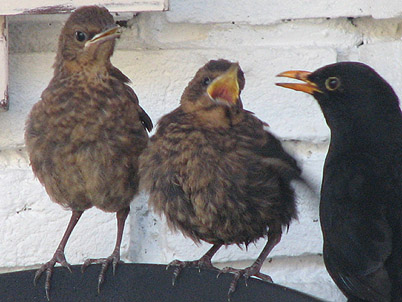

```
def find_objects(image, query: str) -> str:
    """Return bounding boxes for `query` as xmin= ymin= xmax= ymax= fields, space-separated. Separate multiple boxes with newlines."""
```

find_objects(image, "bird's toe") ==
xmin=34 ymin=251 xmax=71 ymax=301
xmin=82 ymin=253 xmax=123 ymax=293
xmin=167 ymin=257 xmax=217 ymax=286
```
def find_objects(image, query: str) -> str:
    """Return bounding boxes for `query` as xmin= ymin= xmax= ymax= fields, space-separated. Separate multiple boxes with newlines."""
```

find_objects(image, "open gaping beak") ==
xmin=276 ymin=70 xmax=322 ymax=95
xmin=207 ymin=64 xmax=241 ymax=106
xmin=85 ymin=25 xmax=122 ymax=48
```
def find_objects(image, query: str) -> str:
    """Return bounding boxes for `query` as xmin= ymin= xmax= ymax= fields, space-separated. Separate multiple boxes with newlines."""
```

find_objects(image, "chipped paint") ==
xmin=0 ymin=16 xmax=8 ymax=112
xmin=24 ymin=5 xmax=74 ymax=15
xmin=0 ymin=86 xmax=9 ymax=111
xmin=1 ymin=1 xmax=168 ymax=15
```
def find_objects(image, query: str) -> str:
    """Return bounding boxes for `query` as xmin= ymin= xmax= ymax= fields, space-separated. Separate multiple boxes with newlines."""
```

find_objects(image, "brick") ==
xmin=132 ymin=13 xmax=361 ymax=50
xmin=357 ymin=41 xmax=402 ymax=100
xmin=166 ymin=0 xmax=402 ymax=25
xmin=9 ymin=14 xmax=362 ymax=53
xmin=3 ymin=54 xmax=53 ymax=150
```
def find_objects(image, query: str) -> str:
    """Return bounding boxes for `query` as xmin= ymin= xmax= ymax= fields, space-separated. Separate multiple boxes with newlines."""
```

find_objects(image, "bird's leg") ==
xmin=34 ymin=210 xmax=83 ymax=301
xmin=81 ymin=206 xmax=129 ymax=293
xmin=220 ymin=226 xmax=282 ymax=300
xmin=167 ymin=243 xmax=222 ymax=286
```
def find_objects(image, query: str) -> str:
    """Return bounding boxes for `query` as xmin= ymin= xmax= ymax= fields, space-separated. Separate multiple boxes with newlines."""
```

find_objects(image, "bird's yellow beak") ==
xmin=85 ymin=25 xmax=122 ymax=48
xmin=276 ymin=70 xmax=322 ymax=95
xmin=207 ymin=64 xmax=240 ymax=106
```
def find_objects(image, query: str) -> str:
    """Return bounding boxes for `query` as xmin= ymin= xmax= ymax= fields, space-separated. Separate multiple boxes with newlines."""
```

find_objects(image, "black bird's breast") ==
xmin=320 ymin=147 xmax=402 ymax=301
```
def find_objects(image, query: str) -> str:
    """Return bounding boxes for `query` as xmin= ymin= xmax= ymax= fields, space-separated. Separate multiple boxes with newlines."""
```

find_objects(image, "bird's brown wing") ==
xmin=110 ymin=66 xmax=153 ymax=132
xmin=259 ymin=130 xmax=302 ymax=181
xmin=137 ymin=105 xmax=153 ymax=133
xmin=238 ymin=112 xmax=302 ymax=182
xmin=125 ymin=84 xmax=153 ymax=132
xmin=110 ymin=66 xmax=131 ymax=84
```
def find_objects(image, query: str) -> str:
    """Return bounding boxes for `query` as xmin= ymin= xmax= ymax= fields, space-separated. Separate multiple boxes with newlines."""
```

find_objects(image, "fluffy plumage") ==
xmin=25 ymin=6 xmax=152 ymax=300
xmin=140 ymin=59 xmax=301 ymax=299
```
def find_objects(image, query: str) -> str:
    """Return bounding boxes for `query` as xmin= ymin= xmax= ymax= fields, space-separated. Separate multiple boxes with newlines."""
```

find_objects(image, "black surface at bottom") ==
xmin=0 ymin=263 xmax=325 ymax=302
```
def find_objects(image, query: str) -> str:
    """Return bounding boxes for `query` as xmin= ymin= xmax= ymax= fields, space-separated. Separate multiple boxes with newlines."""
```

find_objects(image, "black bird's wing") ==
xmin=320 ymin=152 xmax=393 ymax=302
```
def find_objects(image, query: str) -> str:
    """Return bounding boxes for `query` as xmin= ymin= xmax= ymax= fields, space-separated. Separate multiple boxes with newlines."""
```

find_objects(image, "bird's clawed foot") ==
xmin=81 ymin=251 xmax=123 ymax=293
xmin=218 ymin=265 xmax=273 ymax=301
xmin=34 ymin=250 xmax=72 ymax=301
xmin=167 ymin=256 xmax=218 ymax=286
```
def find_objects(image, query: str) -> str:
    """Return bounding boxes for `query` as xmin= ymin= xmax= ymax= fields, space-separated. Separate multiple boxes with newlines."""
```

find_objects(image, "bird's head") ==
xmin=181 ymin=59 xmax=245 ymax=110
xmin=276 ymin=62 xmax=400 ymax=127
xmin=55 ymin=6 xmax=121 ymax=71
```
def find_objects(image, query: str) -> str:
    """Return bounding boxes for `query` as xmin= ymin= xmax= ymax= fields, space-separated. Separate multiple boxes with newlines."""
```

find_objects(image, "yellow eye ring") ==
xmin=325 ymin=77 xmax=341 ymax=91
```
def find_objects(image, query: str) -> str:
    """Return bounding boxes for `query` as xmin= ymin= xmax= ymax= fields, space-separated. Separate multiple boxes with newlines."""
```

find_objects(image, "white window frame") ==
xmin=0 ymin=0 xmax=168 ymax=111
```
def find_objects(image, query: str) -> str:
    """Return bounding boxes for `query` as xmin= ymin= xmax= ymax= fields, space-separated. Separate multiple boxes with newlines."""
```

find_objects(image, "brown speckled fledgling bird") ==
xmin=25 ymin=6 xmax=152 ymax=300
xmin=139 ymin=59 xmax=301 ymax=299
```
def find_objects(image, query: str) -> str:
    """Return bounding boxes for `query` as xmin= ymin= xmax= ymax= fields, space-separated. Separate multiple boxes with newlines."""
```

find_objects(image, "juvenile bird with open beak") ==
xmin=25 ymin=6 xmax=152 ymax=300
xmin=139 ymin=59 xmax=302 ymax=299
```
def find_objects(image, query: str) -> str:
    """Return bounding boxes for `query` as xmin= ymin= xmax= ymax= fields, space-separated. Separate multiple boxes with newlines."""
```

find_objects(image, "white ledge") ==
xmin=0 ymin=0 xmax=168 ymax=15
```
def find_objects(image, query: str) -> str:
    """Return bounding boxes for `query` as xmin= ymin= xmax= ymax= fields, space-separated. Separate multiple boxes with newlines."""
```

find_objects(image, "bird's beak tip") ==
xmin=275 ymin=70 xmax=322 ymax=95
xmin=85 ymin=25 xmax=122 ymax=48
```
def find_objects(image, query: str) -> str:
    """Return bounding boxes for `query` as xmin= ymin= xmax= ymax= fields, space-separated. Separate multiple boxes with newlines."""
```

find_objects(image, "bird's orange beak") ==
xmin=276 ymin=70 xmax=322 ymax=95
xmin=85 ymin=25 xmax=122 ymax=48
xmin=207 ymin=64 xmax=241 ymax=106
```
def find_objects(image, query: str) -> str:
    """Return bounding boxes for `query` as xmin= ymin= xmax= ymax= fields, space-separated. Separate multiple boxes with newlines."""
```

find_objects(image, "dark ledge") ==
xmin=0 ymin=263 xmax=325 ymax=302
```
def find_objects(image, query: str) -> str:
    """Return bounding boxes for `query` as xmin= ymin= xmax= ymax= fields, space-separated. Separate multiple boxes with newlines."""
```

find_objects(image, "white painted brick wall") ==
xmin=2 ymin=1 xmax=402 ymax=301
xmin=166 ymin=0 xmax=402 ymax=24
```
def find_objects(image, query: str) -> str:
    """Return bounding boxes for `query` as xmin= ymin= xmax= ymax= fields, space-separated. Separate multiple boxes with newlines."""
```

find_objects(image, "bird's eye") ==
xmin=75 ymin=31 xmax=88 ymax=42
xmin=202 ymin=77 xmax=211 ymax=86
xmin=325 ymin=77 xmax=341 ymax=91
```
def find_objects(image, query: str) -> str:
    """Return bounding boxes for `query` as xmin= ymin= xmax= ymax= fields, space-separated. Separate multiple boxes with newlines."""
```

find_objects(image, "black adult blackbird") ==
xmin=25 ymin=6 xmax=152 ymax=300
xmin=139 ymin=59 xmax=302 ymax=299
xmin=276 ymin=62 xmax=402 ymax=302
